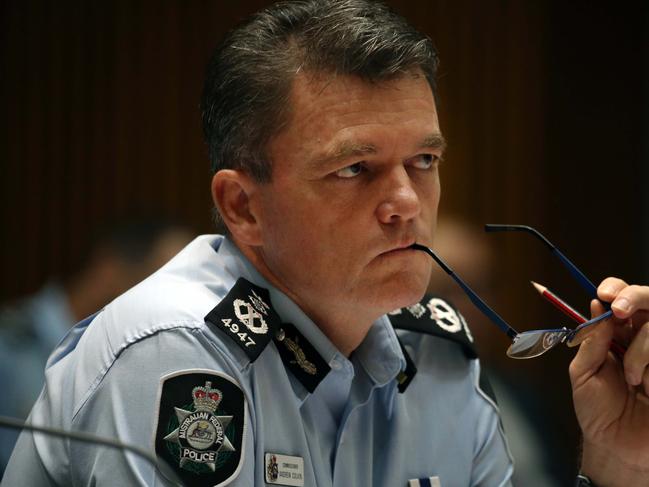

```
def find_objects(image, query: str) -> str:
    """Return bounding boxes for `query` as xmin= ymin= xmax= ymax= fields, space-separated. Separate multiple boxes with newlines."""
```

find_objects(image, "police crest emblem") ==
xmin=155 ymin=370 xmax=246 ymax=486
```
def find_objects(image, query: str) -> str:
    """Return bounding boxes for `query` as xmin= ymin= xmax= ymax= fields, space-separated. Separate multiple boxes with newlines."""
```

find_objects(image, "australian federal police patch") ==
xmin=154 ymin=370 xmax=246 ymax=487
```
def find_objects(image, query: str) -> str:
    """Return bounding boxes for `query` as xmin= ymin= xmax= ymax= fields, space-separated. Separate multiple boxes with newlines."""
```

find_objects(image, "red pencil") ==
xmin=531 ymin=281 xmax=586 ymax=323
xmin=531 ymin=281 xmax=626 ymax=356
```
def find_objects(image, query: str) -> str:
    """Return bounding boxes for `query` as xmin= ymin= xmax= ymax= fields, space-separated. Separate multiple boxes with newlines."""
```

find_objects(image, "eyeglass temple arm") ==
xmin=411 ymin=243 xmax=518 ymax=340
xmin=484 ymin=224 xmax=599 ymax=299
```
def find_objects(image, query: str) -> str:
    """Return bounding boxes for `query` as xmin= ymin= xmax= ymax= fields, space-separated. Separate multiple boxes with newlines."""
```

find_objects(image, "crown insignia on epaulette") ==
xmin=192 ymin=381 xmax=222 ymax=413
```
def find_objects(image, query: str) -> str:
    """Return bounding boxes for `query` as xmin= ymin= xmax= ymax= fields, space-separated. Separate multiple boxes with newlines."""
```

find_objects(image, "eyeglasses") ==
xmin=412 ymin=224 xmax=613 ymax=359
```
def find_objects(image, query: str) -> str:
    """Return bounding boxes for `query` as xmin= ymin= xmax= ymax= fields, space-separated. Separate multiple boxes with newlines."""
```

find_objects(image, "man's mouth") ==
xmin=379 ymin=238 xmax=417 ymax=256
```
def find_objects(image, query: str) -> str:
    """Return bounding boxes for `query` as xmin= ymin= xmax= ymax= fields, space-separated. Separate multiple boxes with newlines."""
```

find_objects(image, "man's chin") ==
xmin=366 ymin=273 xmax=430 ymax=314
xmin=388 ymin=286 xmax=428 ymax=312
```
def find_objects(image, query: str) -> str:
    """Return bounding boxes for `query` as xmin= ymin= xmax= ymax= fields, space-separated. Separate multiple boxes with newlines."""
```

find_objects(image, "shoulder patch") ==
xmin=389 ymin=294 xmax=477 ymax=359
xmin=154 ymin=370 xmax=246 ymax=487
xmin=205 ymin=278 xmax=282 ymax=362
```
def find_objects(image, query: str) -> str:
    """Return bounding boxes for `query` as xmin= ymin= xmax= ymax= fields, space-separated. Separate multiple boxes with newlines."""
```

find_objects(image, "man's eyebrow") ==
xmin=311 ymin=133 xmax=446 ymax=169
xmin=420 ymin=133 xmax=447 ymax=152
xmin=311 ymin=141 xmax=378 ymax=168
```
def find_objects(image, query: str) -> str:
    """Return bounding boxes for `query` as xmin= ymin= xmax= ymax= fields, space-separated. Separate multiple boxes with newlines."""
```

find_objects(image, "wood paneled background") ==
xmin=1 ymin=1 xmax=647 ymax=483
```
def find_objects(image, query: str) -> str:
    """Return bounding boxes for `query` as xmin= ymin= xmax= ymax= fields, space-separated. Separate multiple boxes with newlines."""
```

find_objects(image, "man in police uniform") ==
xmin=3 ymin=1 xmax=649 ymax=486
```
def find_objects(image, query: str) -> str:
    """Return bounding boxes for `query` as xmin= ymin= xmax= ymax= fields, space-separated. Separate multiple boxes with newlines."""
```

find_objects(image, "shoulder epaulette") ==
xmin=204 ymin=277 xmax=282 ymax=362
xmin=388 ymin=294 xmax=477 ymax=359
xmin=204 ymin=278 xmax=331 ymax=393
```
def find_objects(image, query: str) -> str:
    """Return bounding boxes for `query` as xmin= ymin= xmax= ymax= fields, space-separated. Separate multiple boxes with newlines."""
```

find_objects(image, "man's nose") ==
xmin=375 ymin=166 xmax=421 ymax=224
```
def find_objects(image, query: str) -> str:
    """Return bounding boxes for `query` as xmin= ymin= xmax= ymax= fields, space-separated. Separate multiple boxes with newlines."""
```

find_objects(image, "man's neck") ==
xmin=234 ymin=240 xmax=377 ymax=357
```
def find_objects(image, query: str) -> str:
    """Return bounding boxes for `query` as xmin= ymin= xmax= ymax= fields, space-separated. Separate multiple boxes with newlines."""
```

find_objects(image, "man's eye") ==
xmin=410 ymin=154 xmax=438 ymax=169
xmin=335 ymin=162 xmax=363 ymax=178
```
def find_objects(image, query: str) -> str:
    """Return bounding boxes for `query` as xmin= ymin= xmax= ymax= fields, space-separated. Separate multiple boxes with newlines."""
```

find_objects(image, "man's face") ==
xmin=253 ymin=72 xmax=442 ymax=319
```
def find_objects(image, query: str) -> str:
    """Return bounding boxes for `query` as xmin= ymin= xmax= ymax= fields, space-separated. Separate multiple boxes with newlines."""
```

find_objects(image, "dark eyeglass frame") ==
xmin=412 ymin=224 xmax=613 ymax=359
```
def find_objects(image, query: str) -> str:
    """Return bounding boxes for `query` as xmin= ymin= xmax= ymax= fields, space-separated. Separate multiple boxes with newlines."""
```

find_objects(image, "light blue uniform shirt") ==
xmin=3 ymin=236 xmax=513 ymax=486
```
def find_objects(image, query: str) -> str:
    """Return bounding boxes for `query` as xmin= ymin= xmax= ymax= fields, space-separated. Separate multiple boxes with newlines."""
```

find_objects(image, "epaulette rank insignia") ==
xmin=389 ymin=294 xmax=477 ymax=359
xmin=205 ymin=278 xmax=282 ymax=362
xmin=274 ymin=323 xmax=330 ymax=393
xmin=204 ymin=278 xmax=331 ymax=393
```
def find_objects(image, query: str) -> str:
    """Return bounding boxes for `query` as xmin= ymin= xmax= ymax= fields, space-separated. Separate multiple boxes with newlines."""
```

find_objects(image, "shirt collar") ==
xmin=355 ymin=315 xmax=406 ymax=387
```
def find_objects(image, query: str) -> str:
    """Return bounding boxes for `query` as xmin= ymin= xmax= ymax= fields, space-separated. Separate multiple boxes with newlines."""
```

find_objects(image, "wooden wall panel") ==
xmin=1 ymin=0 xmax=556 ymax=299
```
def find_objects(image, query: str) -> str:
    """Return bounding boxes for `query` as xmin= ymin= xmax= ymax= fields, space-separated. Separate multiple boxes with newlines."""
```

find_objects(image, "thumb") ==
xmin=569 ymin=300 xmax=615 ymax=385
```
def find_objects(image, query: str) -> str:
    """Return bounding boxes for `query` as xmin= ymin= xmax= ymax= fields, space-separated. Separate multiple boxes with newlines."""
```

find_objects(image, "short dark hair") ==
xmin=201 ymin=0 xmax=439 ymax=223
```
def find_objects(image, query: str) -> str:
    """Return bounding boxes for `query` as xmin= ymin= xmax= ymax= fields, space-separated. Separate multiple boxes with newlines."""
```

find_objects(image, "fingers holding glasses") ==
xmin=569 ymin=302 xmax=615 ymax=388
xmin=597 ymin=277 xmax=628 ymax=302
xmin=596 ymin=279 xmax=649 ymax=395
xmin=567 ymin=300 xmax=610 ymax=347
xmin=600 ymin=278 xmax=649 ymax=322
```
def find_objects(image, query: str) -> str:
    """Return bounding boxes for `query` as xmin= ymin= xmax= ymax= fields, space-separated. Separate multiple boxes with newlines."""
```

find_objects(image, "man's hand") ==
xmin=570 ymin=277 xmax=649 ymax=487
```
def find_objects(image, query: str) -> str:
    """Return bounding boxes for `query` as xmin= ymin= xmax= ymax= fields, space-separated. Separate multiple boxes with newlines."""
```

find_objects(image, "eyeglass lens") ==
xmin=506 ymin=328 xmax=569 ymax=359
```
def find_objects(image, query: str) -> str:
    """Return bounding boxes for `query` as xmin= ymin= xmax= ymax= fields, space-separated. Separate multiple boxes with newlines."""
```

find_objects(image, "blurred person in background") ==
xmin=0 ymin=217 xmax=192 ymax=474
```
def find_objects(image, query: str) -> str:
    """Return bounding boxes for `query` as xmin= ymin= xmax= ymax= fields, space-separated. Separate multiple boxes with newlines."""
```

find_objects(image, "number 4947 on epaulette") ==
xmin=221 ymin=318 xmax=256 ymax=348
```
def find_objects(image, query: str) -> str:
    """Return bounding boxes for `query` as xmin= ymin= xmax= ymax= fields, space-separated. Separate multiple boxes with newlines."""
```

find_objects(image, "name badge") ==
xmin=265 ymin=453 xmax=305 ymax=486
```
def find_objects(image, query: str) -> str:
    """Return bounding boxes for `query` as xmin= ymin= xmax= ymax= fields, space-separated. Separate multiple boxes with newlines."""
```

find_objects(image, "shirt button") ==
xmin=330 ymin=360 xmax=342 ymax=371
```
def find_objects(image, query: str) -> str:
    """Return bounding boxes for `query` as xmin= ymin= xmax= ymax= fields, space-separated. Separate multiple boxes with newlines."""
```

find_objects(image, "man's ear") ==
xmin=211 ymin=170 xmax=262 ymax=245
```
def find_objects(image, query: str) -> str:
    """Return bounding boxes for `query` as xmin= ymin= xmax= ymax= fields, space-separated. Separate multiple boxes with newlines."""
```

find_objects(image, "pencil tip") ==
xmin=530 ymin=281 xmax=545 ymax=293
